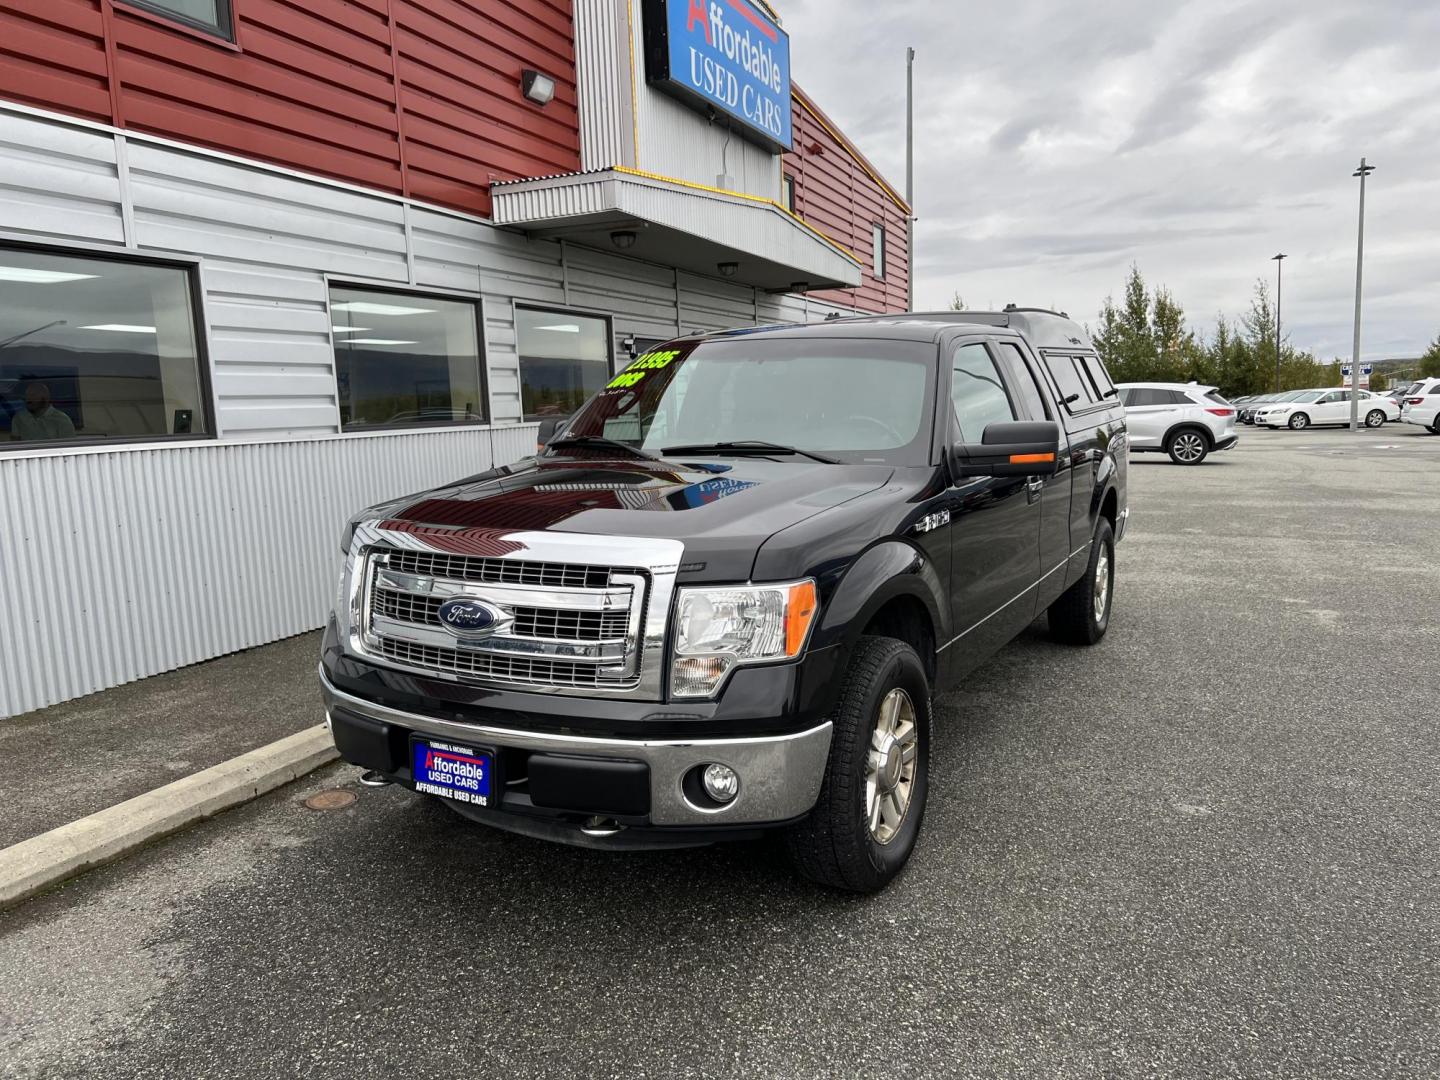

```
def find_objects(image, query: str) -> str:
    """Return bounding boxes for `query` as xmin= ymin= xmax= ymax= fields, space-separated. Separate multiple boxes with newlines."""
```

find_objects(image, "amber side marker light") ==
xmin=785 ymin=581 xmax=819 ymax=656
xmin=1009 ymin=452 xmax=1056 ymax=465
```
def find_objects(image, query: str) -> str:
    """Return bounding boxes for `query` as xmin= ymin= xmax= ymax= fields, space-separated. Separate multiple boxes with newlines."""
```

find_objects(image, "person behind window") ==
xmin=11 ymin=383 xmax=76 ymax=442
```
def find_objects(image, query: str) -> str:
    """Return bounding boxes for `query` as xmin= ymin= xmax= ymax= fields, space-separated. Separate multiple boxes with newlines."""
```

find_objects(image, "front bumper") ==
xmin=321 ymin=667 xmax=832 ymax=833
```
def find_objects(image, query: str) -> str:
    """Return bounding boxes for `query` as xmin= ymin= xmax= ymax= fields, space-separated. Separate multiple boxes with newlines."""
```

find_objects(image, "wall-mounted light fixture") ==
xmin=717 ymin=262 xmax=739 ymax=278
xmin=521 ymin=69 xmax=556 ymax=106
xmin=611 ymin=230 xmax=638 ymax=250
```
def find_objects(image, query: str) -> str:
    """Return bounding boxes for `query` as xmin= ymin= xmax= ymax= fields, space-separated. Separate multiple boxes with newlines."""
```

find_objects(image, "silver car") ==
xmin=1116 ymin=382 xmax=1239 ymax=465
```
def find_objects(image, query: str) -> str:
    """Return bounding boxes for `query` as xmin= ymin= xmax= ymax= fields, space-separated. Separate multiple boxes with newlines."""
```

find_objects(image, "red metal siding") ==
xmin=0 ymin=0 xmax=581 ymax=217
xmin=783 ymin=85 xmax=910 ymax=314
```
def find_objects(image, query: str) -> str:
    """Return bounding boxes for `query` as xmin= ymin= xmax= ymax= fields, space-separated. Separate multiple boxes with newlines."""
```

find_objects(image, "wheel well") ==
xmin=1100 ymin=488 xmax=1118 ymax=533
xmin=862 ymin=595 xmax=936 ymax=684
xmin=1165 ymin=422 xmax=1213 ymax=448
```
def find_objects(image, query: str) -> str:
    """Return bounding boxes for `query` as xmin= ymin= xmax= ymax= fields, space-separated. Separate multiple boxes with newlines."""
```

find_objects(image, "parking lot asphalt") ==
xmin=3 ymin=425 xmax=1438 ymax=1080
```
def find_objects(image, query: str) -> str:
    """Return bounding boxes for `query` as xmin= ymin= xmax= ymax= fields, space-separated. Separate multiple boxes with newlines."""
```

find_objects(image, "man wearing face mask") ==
xmin=11 ymin=382 xmax=76 ymax=441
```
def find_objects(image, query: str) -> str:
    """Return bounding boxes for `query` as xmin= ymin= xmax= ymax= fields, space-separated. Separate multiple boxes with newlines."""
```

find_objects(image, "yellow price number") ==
xmin=606 ymin=350 xmax=680 ymax=389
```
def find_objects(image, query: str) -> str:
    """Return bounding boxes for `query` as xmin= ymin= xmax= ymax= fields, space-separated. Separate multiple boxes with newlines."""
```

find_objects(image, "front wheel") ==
xmin=1167 ymin=429 xmax=1209 ymax=465
xmin=1288 ymin=412 xmax=1311 ymax=430
xmin=1048 ymin=519 xmax=1115 ymax=646
xmin=1366 ymin=410 xmax=1386 ymax=428
xmin=785 ymin=636 xmax=930 ymax=893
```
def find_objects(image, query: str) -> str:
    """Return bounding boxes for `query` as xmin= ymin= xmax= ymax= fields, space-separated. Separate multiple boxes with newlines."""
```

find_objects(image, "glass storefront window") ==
xmin=331 ymin=286 xmax=486 ymax=431
xmin=0 ymin=245 xmax=209 ymax=449
xmin=517 ymin=308 xmax=611 ymax=422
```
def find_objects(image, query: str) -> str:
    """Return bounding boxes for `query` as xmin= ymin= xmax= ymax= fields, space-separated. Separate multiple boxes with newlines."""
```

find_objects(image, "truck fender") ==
xmin=811 ymin=539 xmax=949 ymax=686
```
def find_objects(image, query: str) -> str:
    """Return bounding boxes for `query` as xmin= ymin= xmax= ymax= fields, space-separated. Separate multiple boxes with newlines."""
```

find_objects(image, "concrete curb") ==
xmin=0 ymin=724 xmax=339 ymax=911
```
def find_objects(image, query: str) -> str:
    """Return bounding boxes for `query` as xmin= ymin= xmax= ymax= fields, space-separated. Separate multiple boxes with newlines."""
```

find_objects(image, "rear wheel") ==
xmin=1166 ymin=429 xmax=1209 ymax=465
xmin=1048 ymin=519 xmax=1115 ymax=646
xmin=1288 ymin=412 xmax=1311 ymax=430
xmin=1366 ymin=410 xmax=1386 ymax=428
xmin=785 ymin=636 xmax=930 ymax=893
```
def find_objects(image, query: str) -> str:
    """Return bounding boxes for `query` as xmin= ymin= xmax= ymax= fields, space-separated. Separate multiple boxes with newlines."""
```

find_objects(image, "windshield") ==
xmin=557 ymin=337 xmax=938 ymax=465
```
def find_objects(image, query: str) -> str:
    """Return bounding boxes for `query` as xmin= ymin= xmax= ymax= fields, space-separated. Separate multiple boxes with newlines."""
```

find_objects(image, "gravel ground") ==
xmin=2 ymin=425 xmax=1438 ymax=1080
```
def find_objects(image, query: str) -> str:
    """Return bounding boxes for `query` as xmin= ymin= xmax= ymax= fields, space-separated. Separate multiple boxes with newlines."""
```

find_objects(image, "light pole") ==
xmin=1349 ymin=158 xmax=1375 ymax=432
xmin=1271 ymin=253 xmax=1286 ymax=392
xmin=905 ymin=46 xmax=915 ymax=312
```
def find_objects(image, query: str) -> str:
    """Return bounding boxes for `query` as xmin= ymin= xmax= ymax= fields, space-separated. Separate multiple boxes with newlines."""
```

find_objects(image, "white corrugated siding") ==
xmin=0 ymin=427 xmax=541 ymax=718
xmin=0 ymin=104 xmax=859 ymax=718
xmin=574 ymin=0 xmax=635 ymax=170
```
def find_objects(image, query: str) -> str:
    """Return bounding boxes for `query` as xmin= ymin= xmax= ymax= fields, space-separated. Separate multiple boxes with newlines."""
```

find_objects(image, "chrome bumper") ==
xmin=320 ymin=669 xmax=833 ymax=828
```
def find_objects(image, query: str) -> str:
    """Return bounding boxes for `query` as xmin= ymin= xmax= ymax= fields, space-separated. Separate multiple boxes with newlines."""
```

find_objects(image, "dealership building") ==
xmin=0 ymin=0 xmax=911 ymax=717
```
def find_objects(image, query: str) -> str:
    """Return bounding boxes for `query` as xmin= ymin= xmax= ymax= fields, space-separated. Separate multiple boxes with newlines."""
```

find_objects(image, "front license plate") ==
xmin=412 ymin=739 xmax=494 ymax=807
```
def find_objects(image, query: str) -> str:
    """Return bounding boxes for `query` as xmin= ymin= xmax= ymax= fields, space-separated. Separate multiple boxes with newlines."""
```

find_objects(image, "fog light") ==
xmin=702 ymin=763 xmax=740 ymax=804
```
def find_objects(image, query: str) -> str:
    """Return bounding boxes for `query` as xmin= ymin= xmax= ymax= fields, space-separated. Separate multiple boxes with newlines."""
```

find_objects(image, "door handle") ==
xmin=1026 ymin=475 xmax=1043 ymax=503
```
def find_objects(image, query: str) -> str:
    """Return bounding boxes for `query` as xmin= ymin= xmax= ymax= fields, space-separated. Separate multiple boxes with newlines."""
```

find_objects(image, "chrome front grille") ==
xmin=360 ymin=546 xmax=648 ymax=692
xmin=378 ymin=638 xmax=605 ymax=689
xmin=386 ymin=549 xmax=612 ymax=590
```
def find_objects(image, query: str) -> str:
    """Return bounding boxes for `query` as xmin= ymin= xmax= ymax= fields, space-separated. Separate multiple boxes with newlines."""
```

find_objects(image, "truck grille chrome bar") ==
xmin=338 ymin=524 xmax=684 ymax=701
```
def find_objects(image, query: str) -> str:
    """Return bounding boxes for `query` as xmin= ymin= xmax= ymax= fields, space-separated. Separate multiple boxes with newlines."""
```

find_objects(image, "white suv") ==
xmin=1116 ymin=382 xmax=1238 ymax=465
xmin=1256 ymin=388 xmax=1398 ymax=429
xmin=1400 ymin=378 xmax=1440 ymax=433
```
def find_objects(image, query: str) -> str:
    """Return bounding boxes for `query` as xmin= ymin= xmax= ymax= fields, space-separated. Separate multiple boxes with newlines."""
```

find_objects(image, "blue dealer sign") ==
xmin=643 ymin=0 xmax=793 ymax=152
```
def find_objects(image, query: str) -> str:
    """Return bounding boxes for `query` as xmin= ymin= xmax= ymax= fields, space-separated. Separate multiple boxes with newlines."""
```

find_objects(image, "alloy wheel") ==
xmin=1173 ymin=432 xmax=1205 ymax=463
xmin=865 ymin=688 xmax=919 ymax=845
xmin=1093 ymin=545 xmax=1112 ymax=625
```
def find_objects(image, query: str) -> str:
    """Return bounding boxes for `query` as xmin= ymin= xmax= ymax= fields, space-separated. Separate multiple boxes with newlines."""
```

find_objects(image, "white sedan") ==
xmin=1256 ymin=389 xmax=1399 ymax=430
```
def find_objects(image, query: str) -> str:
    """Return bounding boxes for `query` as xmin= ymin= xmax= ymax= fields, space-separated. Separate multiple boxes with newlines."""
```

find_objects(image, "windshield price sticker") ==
xmin=607 ymin=350 xmax=681 ymax=390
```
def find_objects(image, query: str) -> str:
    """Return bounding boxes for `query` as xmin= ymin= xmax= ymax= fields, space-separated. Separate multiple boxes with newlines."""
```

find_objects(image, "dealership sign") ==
xmin=643 ymin=0 xmax=793 ymax=152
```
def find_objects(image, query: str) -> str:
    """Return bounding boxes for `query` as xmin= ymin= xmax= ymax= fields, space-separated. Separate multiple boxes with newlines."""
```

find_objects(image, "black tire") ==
xmin=784 ymin=636 xmax=931 ymax=893
xmin=1288 ymin=412 xmax=1310 ymax=430
xmin=1166 ymin=428 xmax=1209 ymax=465
xmin=1365 ymin=410 xmax=1386 ymax=428
xmin=1047 ymin=518 xmax=1115 ymax=646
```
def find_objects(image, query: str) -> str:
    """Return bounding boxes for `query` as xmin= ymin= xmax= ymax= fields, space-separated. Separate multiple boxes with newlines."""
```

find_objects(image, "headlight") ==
xmin=670 ymin=580 xmax=819 ymax=699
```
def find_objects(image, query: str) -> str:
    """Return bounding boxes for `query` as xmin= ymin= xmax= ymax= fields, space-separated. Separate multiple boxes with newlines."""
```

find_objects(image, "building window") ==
xmin=782 ymin=175 xmax=796 ymax=212
xmin=872 ymin=222 xmax=886 ymax=280
xmin=122 ymin=0 xmax=234 ymax=39
xmin=517 ymin=308 xmax=611 ymax=422
xmin=0 ymin=245 xmax=210 ymax=449
xmin=331 ymin=285 xmax=486 ymax=430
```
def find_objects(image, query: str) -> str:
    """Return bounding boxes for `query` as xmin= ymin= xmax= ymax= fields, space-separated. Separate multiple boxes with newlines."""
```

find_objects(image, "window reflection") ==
xmin=0 ymin=246 xmax=206 ymax=447
xmin=518 ymin=308 xmax=611 ymax=422
xmin=332 ymin=286 xmax=486 ymax=430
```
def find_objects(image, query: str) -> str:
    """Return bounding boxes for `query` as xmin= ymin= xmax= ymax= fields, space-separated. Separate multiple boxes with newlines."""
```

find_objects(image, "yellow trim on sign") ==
xmin=794 ymin=94 xmax=911 ymax=215
xmin=611 ymin=165 xmax=861 ymax=265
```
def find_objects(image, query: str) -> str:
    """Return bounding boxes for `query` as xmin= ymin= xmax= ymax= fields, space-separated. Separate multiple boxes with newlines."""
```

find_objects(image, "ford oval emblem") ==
xmin=437 ymin=597 xmax=507 ymax=640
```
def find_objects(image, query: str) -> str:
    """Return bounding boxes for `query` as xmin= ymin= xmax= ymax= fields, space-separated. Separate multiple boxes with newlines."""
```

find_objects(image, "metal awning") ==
xmin=491 ymin=168 xmax=862 ymax=293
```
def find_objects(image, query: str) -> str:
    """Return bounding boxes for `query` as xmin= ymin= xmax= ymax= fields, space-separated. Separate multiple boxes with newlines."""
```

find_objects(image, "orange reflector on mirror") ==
xmin=1009 ymin=452 xmax=1056 ymax=464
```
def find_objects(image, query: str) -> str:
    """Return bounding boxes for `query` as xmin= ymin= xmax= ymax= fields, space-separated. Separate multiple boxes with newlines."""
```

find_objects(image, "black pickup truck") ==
xmin=321 ymin=310 xmax=1128 ymax=892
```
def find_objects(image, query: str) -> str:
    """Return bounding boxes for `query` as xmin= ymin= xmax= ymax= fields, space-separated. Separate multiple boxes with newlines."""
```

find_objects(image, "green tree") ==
xmin=1421 ymin=333 xmax=1440 ymax=378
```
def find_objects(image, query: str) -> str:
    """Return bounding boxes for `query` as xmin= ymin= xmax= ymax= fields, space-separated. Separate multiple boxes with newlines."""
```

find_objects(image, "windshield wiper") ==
xmin=661 ymin=440 xmax=839 ymax=464
xmin=546 ymin=435 xmax=662 ymax=462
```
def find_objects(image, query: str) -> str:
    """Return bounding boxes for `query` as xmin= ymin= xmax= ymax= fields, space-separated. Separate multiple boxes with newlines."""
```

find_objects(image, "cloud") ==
xmin=781 ymin=0 xmax=1440 ymax=360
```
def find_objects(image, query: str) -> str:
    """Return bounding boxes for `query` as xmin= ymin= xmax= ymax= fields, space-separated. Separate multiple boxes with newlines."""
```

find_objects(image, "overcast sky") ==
xmin=781 ymin=0 xmax=1440 ymax=362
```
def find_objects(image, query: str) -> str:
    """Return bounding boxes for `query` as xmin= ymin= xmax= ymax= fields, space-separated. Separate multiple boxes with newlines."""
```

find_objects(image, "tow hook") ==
xmin=580 ymin=816 xmax=626 ymax=837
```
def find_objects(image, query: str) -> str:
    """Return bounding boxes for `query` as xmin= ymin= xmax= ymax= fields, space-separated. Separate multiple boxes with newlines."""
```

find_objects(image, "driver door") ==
xmin=945 ymin=340 xmax=1046 ymax=675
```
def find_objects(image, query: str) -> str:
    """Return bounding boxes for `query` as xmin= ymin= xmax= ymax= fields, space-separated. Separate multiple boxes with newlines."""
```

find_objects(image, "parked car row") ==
xmin=1229 ymin=389 xmax=1400 ymax=429
xmin=1399 ymin=377 xmax=1440 ymax=433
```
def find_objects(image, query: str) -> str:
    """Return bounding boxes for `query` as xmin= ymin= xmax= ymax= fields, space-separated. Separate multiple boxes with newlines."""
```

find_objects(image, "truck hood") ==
xmin=371 ymin=454 xmax=895 ymax=582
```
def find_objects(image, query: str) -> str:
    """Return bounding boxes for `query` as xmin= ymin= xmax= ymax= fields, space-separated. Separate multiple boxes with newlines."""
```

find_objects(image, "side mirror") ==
xmin=954 ymin=420 xmax=1061 ymax=478
xmin=535 ymin=415 xmax=570 ymax=453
